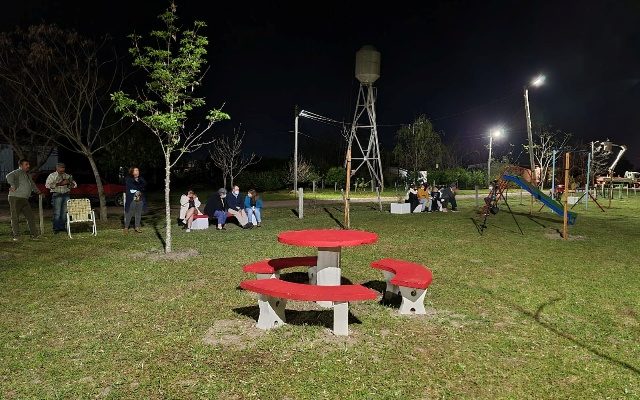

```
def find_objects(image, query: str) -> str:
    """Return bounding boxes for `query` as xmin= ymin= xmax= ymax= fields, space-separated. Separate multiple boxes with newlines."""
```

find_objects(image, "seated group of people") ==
xmin=178 ymin=185 xmax=262 ymax=232
xmin=406 ymin=182 xmax=458 ymax=213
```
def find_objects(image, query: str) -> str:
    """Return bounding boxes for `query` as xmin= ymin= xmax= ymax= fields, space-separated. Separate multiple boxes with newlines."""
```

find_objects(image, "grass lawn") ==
xmin=1 ymin=195 xmax=639 ymax=399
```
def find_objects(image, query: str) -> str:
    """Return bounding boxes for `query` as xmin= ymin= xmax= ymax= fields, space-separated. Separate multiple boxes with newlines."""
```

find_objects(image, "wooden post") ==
xmin=38 ymin=194 xmax=44 ymax=236
xmin=298 ymin=188 xmax=304 ymax=219
xmin=563 ymin=152 xmax=570 ymax=240
xmin=474 ymin=185 xmax=479 ymax=207
xmin=345 ymin=148 xmax=351 ymax=229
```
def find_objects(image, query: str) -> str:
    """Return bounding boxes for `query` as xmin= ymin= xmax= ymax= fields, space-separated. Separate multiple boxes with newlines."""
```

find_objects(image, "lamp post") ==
xmin=524 ymin=74 xmax=545 ymax=212
xmin=293 ymin=108 xmax=306 ymax=193
xmin=487 ymin=128 xmax=503 ymax=185
xmin=524 ymin=74 xmax=545 ymax=181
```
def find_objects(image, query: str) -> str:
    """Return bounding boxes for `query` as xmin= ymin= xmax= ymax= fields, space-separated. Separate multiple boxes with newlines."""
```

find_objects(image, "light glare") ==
xmin=531 ymin=74 xmax=546 ymax=87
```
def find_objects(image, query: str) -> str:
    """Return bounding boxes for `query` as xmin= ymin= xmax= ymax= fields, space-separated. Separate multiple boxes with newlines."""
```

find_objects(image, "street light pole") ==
xmin=524 ymin=87 xmax=536 ymax=185
xmin=488 ymin=133 xmax=493 ymax=186
xmin=294 ymin=110 xmax=299 ymax=193
xmin=523 ymin=74 xmax=545 ymax=213
xmin=487 ymin=128 xmax=503 ymax=186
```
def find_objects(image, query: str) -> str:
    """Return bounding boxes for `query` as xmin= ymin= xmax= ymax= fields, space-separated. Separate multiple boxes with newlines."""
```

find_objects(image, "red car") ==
xmin=34 ymin=171 xmax=126 ymax=207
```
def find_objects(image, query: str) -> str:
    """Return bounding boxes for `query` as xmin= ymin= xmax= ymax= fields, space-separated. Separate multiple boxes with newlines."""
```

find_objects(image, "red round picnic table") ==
xmin=278 ymin=229 xmax=378 ymax=248
xmin=278 ymin=229 xmax=378 ymax=305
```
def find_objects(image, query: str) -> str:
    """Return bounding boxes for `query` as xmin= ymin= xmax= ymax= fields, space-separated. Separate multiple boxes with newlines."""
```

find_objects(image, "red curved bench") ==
xmin=241 ymin=278 xmax=378 ymax=336
xmin=243 ymin=256 xmax=318 ymax=280
xmin=371 ymin=258 xmax=433 ymax=315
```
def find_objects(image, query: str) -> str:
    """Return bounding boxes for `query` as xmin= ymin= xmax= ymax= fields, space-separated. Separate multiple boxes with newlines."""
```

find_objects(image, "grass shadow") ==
xmin=479 ymin=287 xmax=640 ymax=376
xmin=362 ymin=280 xmax=401 ymax=308
xmin=290 ymin=208 xmax=299 ymax=218
xmin=323 ymin=207 xmax=345 ymax=229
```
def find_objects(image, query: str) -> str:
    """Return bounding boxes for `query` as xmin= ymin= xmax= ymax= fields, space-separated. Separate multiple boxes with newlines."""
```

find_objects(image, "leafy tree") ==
xmin=392 ymin=115 xmax=443 ymax=179
xmin=112 ymin=3 xmax=229 ymax=253
xmin=325 ymin=166 xmax=346 ymax=187
xmin=0 ymin=25 xmax=126 ymax=219
xmin=209 ymin=127 xmax=259 ymax=188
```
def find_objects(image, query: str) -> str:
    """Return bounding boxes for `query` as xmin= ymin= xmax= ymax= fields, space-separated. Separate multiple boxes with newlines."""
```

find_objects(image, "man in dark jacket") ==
xmin=204 ymin=188 xmax=229 ymax=230
xmin=441 ymin=183 xmax=458 ymax=212
xmin=226 ymin=185 xmax=252 ymax=228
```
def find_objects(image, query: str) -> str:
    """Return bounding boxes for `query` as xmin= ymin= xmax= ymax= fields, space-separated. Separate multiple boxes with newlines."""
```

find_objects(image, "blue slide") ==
xmin=503 ymin=175 xmax=577 ymax=225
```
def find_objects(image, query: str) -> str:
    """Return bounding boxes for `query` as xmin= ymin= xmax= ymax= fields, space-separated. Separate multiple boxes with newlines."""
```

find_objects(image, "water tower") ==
xmin=347 ymin=45 xmax=384 ymax=190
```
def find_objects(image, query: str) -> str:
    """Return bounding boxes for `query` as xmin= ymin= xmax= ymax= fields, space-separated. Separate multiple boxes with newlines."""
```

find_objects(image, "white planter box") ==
xmin=390 ymin=202 xmax=411 ymax=214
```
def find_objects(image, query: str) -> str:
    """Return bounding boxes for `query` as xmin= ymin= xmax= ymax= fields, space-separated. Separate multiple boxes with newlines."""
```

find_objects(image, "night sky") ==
xmin=3 ymin=0 xmax=640 ymax=167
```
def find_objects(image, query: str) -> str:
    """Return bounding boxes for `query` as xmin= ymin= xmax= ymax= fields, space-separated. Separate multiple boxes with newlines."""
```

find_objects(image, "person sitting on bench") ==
xmin=227 ymin=185 xmax=253 ymax=229
xmin=430 ymin=186 xmax=442 ymax=212
xmin=204 ymin=188 xmax=229 ymax=230
xmin=406 ymin=183 xmax=421 ymax=213
xmin=441 ymin=183 xmax=458 ymax=212
xmin=417 ymin=182 xmax=430 ymax=212
xmin=179 ymin=189 xmax=203 ymax=232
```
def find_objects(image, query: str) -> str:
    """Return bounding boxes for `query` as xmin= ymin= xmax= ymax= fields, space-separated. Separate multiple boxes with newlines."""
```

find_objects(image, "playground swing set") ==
xmin=478 ymin=150 xmax=595 ymax=240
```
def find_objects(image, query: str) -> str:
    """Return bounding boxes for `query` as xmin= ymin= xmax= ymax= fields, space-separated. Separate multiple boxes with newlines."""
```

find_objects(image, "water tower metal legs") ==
xmin=348 ymin=83 xmax=384 ymax=191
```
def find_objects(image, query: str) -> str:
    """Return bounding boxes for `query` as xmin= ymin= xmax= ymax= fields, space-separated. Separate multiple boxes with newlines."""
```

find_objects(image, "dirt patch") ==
xmin=132 ymin=248 xmax=199 ymax=261
xmin=202 ymin=319 xmax=264 ymax=350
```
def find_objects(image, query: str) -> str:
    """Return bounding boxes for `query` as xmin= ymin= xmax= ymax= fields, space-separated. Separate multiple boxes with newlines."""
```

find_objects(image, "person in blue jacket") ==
xmin=244 ymin=189 xmax=263 ymax=227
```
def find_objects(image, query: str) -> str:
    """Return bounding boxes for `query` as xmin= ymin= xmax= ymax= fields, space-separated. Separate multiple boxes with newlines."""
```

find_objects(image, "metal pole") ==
xmin=585 ymin=152 xmax=591 ymax=210
xmin=294 ymin=115 xmax=299 ymax=193
xmin=551 ymin=149 xmax=556 ymax=198
xmin=487 ymin=134 xmax=493 ymax=186
xmin=563 ymin=152 xmax=570 ymax=240
xmin=524 ymin=87 xmax=536 ymax=214
xmin=376 ymin=186 xmax=382 ymax=212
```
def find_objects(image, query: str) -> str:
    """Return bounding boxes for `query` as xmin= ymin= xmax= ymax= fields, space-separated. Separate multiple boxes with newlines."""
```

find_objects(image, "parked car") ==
xmin=34 ymin=170 xmax=126 ymax=207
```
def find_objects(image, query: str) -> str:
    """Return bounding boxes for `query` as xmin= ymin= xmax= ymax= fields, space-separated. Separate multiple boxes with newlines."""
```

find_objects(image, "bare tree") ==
xmin=0 ymin=25 xmax=127 ymax=220
xmin=286 ymin=158 xmax=318 ymax=185
xmin=0 ymin=83 xmax=55 ymax=171
xmin=112 ymin=4 xmax=229 ymax=253
xmin=209 ymin=128 xmax=260 ymax=188
xmin=523 ymin=128 xmax=572 ymax=190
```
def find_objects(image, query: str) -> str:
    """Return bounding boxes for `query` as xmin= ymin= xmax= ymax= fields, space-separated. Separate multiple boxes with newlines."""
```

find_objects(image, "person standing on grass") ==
xmin=244 ymin=189 xmax=262 ymax=227
xmin=124 ymin=167 xmax=147 ymax=233
xmin=45 ymin=163 xmax=77 ymax=234
xmin=6 ymin=159 xmax=41 ymax=241
xmin=204 ymin=188 xmax=228 ymax=230
xmin=227 ymin=185 xmax=252 ymax=229
xmin=179 ymin=189 xmax=203 ymax=232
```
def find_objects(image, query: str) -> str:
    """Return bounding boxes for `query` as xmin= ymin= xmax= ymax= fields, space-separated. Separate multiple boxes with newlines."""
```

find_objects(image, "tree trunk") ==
xmin=87 ymin=153 xmax=108 ymax=220
xmin=222 ymin=174 xmax=227 ymax=189
xmin=164 ymin=154 xmax=172 ymax=253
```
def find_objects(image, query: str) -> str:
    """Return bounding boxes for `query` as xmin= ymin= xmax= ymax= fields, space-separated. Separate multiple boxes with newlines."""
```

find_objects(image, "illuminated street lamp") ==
xmin=488 ymin=127 xmax=503 ymax=185
xmin=524 ymin=74 xmax=545 ymax=184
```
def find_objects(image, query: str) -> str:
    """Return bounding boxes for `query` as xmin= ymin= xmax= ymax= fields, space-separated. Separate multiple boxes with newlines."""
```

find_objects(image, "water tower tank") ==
xmin=355 ymin=45 xmax=380 ymax=84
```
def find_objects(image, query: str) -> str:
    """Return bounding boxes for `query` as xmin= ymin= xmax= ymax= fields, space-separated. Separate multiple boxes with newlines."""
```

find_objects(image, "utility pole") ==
xmin=294 ymin=105 xmax=299 ymax=193
xmin=524 ymin=87 xmax=536 ymax=214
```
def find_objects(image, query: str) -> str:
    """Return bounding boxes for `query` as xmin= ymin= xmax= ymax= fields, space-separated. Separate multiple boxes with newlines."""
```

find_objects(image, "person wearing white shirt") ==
xmin=179 ymin=190 xmax=202 ymax=232
xmin=45 ymin=163 xmax=77 ymax=234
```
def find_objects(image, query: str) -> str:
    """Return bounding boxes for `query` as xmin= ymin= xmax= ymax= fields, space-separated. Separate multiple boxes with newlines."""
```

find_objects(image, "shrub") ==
xmin=236 ymin=169 xmax=287 ymax=192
